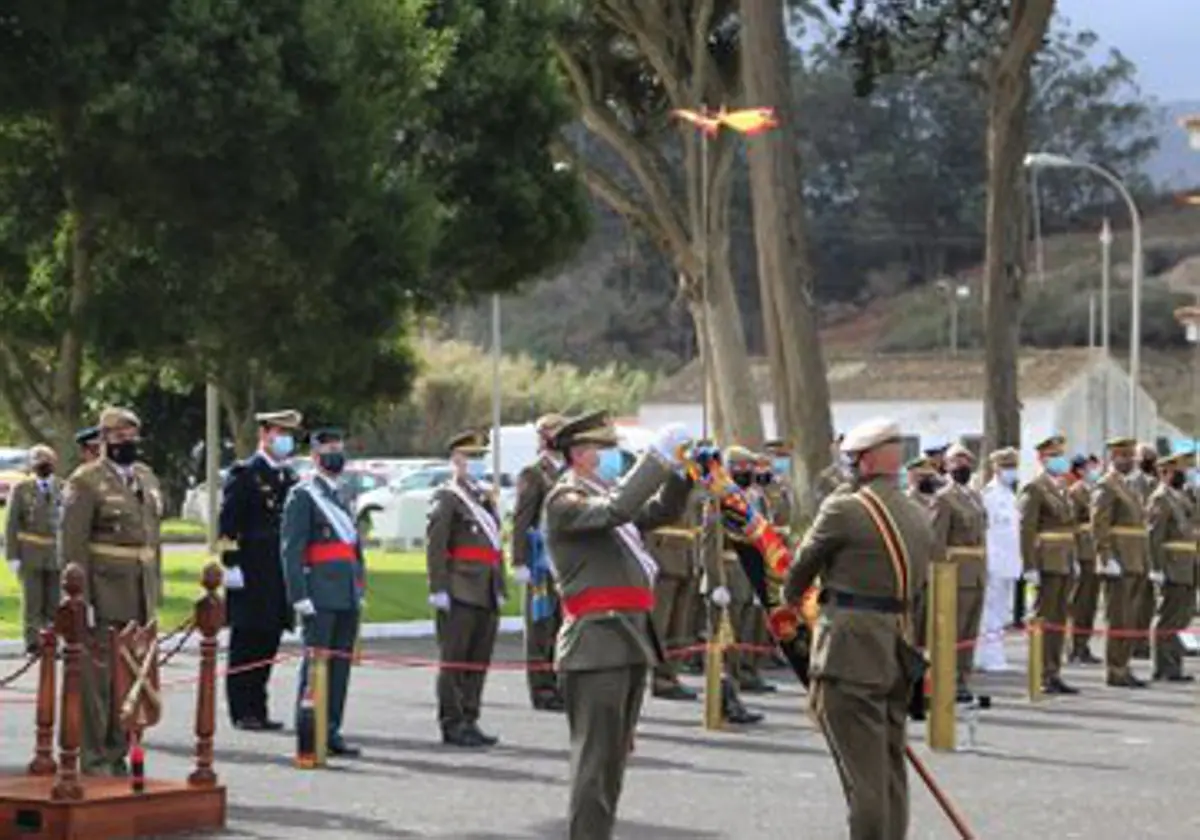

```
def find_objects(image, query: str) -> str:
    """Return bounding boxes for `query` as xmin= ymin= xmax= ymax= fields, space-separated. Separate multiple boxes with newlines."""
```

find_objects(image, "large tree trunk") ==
xmin=982 ymin=0 xmax=1055 ymax=455
xmin=740 ymin=0 xmax=833 ymax=520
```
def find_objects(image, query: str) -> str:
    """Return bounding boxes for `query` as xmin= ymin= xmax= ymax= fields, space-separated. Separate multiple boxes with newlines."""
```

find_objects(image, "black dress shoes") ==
xmin=533 ymin=693 xmax=567 ymax=711
xmin=328 ymin=736 xmax=362 ymax=757
xmin=1107 ymin=673 xmax=1149 ymax=688
xmin=234 ymin=717 xmax=285 ymax=732
xmin=1042 ymin=677 xmax=1079 ymax=695
xmin=652 ymin=683 xmax=698 ymax=701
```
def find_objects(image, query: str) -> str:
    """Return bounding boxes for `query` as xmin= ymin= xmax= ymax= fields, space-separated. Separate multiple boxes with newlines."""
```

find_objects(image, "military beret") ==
xmin=553 ymin=411 xmax=618 ymax=450
xmin=74 ymin=426 xmax=99 ymax=445
xmin=447 ymin=428 xmax=489 ymax=455
xmin=310 ymin=427 xmax=345 ymax=445
xmin=1034 ymin=434 xmax=1066 ymax=452
xmin=98 ymin=406 xmax=141 ymax=431
xmin=256 ymin=409 xmax=303 ymax=430
xmin=989 ymin=447 xmax=1019 ymax=467
xmin=841 ymin=417 xmax=901 ymax=455
xmin=29 ymin=444 xmax=56 ymax=465
xmin=534 ymin=413 xmax=566 ymax=435
xmin=1105 ymin=436 xmax=1136 ymax=451
xmin=945 ymin=443 xmax=974 ymax=462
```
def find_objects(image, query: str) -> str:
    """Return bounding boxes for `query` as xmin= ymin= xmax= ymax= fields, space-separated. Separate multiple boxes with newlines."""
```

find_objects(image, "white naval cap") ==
xmin=839 ymin=417 xmax=902 ymax=455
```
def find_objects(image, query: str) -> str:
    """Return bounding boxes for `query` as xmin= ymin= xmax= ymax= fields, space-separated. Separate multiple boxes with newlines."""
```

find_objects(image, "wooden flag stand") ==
xmin=0 ymin=563 xmax=227 ymax=840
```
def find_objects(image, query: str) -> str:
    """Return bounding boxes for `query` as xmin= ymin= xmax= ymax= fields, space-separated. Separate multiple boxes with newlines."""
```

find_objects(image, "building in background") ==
xmin=638 ymin=349 xmax=1182 ymax=478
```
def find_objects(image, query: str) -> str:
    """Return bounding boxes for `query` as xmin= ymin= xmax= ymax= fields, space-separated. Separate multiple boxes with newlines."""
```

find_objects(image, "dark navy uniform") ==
xmin=219 ymin=442 xmax=299 ymax=729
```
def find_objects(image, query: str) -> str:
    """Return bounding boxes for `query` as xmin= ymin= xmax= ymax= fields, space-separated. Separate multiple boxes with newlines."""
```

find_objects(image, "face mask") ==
xmin=1141 ymin=458 xmax=1157 ymax=474
xmin=998 ymin=468 xmax=1018 ymax=487
xmin=1044 ymin=455 xmax=1069 ymax=476
xmin=33 ymin=464 xmax=54 ymax=479
xmin=596 ymin=448 xmax=624 ymax=483
xmin=1170 ymin=471 xmax=1187 ymax=490
xmin=949 ymin=466 xmax=972 ymax=485
xmin=733 ymin=472 xmax=753 ymax=489
xmin=317 ymin=451 xmax=346 ymax=475
xmin=754 ymin=473 xmax=771 ymax=486
xmin=772 ymin=458 xmax=790 ymax=475
xmin=917 ymin=477 xmax=939 ymax=495
xmin=269 ymin=433 xmax=295 ymax=459
xmin=1112 ymin=458 xmax=1132 ymax=475
xmin=108 ymin=440 xmax=139 ymax=466
xmin=1087 ymin=469 xmax=1102 ymax=484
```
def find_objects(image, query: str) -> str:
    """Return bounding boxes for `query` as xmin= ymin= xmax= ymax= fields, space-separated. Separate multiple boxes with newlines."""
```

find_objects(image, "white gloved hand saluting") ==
xmin=710 ymin=586 xmax=732 ymax=608
xmin=1022 ymin=569 xmax=1040 ymax=586
xmin=650 ymin=423 xmax=692 ymax=467
xmin=293 ymin=598 xmax=317 ymax=618
xmin=1148 ymin=570 xmax=1165 ymax=585
xmin=1071 ymin=561 xmax=1081 ymax=578
xmin=511 ymin=566 xmax=532 ymax=586
xmin=1101 ymin=558 xmax=1122 ymax=577
xmin=223 ymin=566 xmax=245 ymax=590
xmin=428 ymin=591 xmax=452 ymax=612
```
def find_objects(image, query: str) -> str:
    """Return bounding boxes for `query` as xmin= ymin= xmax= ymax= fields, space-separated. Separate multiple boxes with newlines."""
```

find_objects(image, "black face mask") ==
xmin=950 ymin=466 xmax=972 ymax=486
xmin=318 ymin=452 xmax=346 ymax=475
xmin=108 ymin=440 xmax=139 ymax=466
xmin=733 ymin=472 xmax=753 ymax=489
xmin=33 ymin=464 xmax=54 ymax=478
xmin=754 ymin=473 xmax=771 ymax=486
xmin=1170 ymin=471 xmax=1187 ymax=490
xmin=1141 ymin=459 xmax=1157 ymax=475
xmin=917 ymin=477 xmax=939 ymax=495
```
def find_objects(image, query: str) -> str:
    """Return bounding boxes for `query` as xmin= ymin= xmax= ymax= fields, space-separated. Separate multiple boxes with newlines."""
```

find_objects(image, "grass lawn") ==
xmin=160 ymin=518 xmax=207 ymax=540
xmin=0 ymin=550 xmax=522 ymax=640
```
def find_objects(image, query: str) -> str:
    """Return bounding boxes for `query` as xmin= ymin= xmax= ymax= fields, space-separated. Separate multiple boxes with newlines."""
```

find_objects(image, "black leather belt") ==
xmin=819 ymin=589 xmax=905 ymax=614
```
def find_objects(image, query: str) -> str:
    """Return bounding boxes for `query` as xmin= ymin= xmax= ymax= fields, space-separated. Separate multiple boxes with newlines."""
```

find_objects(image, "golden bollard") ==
xmin=313 ymin=653 xmax=330 ymax=766
xmin=703 ymin=608 xmax=734 ymax=731
xmin=927 ymin=562 xmax=957 ymax=752
xmin=1027 ymin=618 xmax=1044 ymax=703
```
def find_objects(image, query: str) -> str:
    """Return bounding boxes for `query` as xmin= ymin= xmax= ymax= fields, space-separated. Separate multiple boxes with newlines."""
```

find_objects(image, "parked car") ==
xmin=354 ymin=461 xmax=516 ymax=544
xmin=0 ymin=447 xmax=28 ymax=506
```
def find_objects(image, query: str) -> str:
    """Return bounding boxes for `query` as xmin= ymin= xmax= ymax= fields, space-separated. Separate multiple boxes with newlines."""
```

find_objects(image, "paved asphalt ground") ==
xmin=0 ymin=633 xmax=1196 ymax=839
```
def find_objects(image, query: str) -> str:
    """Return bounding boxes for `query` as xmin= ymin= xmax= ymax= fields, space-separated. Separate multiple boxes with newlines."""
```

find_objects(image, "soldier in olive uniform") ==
xmin=646 ymin=487 xmax=702 ymax=701
xmin=1092 ymin=437 xmax=1150 ymax=688
xmin=59 ymin=407 xmax=164 ymax=775
xmin=905 ymin=457 xmax=939 ymax=511
xmin=283 ymin=427 xmax=364 ymax=757
xmin=721 ymin=446 xmax=774 ymax=695
xmin=218 ymin=410 xmax=303 ymax=730
xmin=1146 ymin=452 xmax=1197 ymax=682
xmin=782 ymin=418 xmax=932 ymax=839
xmin=1068 ymin=455 xmax=1103 ymax=665
xmin=543 ymin=412 xmax=693 ymax=840
xmin=1128 ymin=443 xmax=1160 ymax=659
xmin=511 ymin=413 xmax=567 ymax=711
xmin=6 ymin=445 xmax=62 ymax=652
xmin=930 ymin=443 xmax=987 ymax=700
xmin=1017 ymin=435 xmax=1080 ymax=694
xmin=427 ymin=429 xmax=506 ymax=747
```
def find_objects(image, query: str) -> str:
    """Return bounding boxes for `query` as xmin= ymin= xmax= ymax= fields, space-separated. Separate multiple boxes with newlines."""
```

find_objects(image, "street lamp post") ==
xmin=1099 ymin=217 xmax=1113 ymax=446
xmin=936 ymin=280 xmax=971 ymax=355
xmin=1176 ymin=305 xmax=1200 ymax=458
xmin=1024 ymin=153 xmax=1143 ymax=437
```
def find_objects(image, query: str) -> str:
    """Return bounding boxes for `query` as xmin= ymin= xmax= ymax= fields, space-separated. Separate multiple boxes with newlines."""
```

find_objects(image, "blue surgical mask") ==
xmin=269 ymin=433 xmax=294 ymax=459
xmin=1189 ymin=468 xmax=1200 ymax=487
xmin=1045 ymin=455 xmax=1069 ymax=476
xmin=597 ymin=448 xmax=624 ymax=483
xmin=999 ymin=468 xmax=1018 ymax=487
xmin=1087 ymin=469 xmax=1102 ymax=484
xmin=317 ymin=451 xmax=346 ymax=475
xmin=772 ymin=457 xmax=790 ymax=475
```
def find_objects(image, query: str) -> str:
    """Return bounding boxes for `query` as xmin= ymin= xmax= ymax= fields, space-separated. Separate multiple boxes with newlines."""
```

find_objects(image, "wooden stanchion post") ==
xmin=928 ymin=562 xmax=957 ymax=752
xmin=51 ymin=565 xmax=87 ymax=801
xmin=313 ymin=654 xmax=330 ymax=766
xmin=1027 ymin=618 xmax=1044 ymax=702
xmin=28 ymin=625 xmax=58 ymax=775
xmin=189 ymin=562 xmax=224 ymax=787
xmin=703 ymin=608 xmax=730 ymax=731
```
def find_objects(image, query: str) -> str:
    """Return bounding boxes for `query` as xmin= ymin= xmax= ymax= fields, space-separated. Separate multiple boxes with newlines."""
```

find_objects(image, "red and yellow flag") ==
xmin=673 ymin=106 xmax=778 ymax=137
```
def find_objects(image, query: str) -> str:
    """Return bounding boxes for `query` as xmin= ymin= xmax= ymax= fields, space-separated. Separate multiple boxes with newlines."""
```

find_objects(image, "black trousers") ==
xmin=227 ymin=626 xmax=284 ymax=723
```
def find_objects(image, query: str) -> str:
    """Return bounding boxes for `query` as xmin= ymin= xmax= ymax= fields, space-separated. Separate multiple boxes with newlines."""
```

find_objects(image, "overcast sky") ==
xmin=1055 ymin=0 xmax=1197 ymax=102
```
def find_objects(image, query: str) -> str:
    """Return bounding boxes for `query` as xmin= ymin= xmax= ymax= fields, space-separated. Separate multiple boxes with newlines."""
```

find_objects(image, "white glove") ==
xmin=7 ymin=560 xmax=18 ymax=578
xmin=650 ymin=423 xmax=692 ymax=466
xmin=497 ymin=595 xmax=507 ymax=609
xmin=1022 ymin=569 xmax=1040 ymax=586
xmin=710 ymin=585 xmax=732 ymax=608
xmin=1101 ymin=558 xmax=1122 ymax=577
xmin=223 ymin=566 xmax=245 ymax=590
xmin=86 ymin=604 xmax=95 ymax=628
xmin=428 ymin=591 xmax=451 ymax=612
xmin=511 ymin=566 xmax=532 ymax=585
xmin=1072 ymin=561 xmax=1081 ymax=578
xmin=1148 ymin=570 xmax=1165 ymax=585
xmin=293 ymin=598 xmax=317 ymax=617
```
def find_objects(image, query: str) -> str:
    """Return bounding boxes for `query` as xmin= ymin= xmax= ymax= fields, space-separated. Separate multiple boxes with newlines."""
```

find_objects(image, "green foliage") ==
xmin=356 ymin=337 xmax=656 ymax=455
